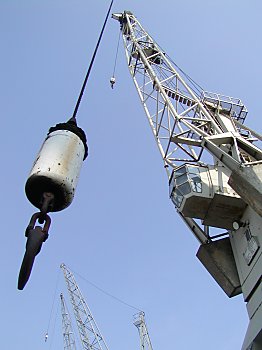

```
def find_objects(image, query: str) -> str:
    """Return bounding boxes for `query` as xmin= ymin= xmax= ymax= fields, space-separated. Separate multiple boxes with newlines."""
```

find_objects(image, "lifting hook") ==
xmin=18 ymin=212 xmax=51 ymax=290
xmin=110 ymin=77 xmax=116 ymax=89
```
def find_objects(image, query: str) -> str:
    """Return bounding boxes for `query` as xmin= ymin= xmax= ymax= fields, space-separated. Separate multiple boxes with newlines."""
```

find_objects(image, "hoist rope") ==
xmin=45 ymin=270 xmax=61 ymax=341
xmin=112 ymin=28 xmax=121 ymax=78
xmin=71 ymin=267 xmax=143 ymax=312
xmin=172 ymin=59 xmax=203 ymax=95
xmin=154 ymin=41 xmax=204 ymax=96
xmin=165 ymin=52 xmax=204 ymax=95
xmin=48 ymin=302 xmax=60 ymax=350
xmin=72 ymin=0 xmax=114 ymax=120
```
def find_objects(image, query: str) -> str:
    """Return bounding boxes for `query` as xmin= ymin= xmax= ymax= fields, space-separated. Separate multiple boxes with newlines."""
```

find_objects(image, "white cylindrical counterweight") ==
xmin=25 ymin=121 xmax=88 ymax=212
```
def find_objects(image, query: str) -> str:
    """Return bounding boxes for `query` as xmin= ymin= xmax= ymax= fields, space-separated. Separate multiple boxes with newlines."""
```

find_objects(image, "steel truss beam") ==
xmin=133 ymin=312 xmax=154 ymax=350
xmin=61 ymin=293 xmax=77 ymax=350
xmin=61 ymin=264 xmax=110 ymax=350
xmin=113 ymin=11 xmax=262 ymax=218
xmin=115 ymin=12 xmax=262 ymax=171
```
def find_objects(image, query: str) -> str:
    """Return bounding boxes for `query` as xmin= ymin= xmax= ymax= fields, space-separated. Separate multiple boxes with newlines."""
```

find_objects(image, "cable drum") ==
xmin=25 ymin=120 xmax=88 ymax=212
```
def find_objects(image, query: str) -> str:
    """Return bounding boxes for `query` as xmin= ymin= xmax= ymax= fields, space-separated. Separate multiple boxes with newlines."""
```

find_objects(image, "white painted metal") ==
xmin=61 ymin=264 xmax=110 ymax=350
xmin=170 ymin=164 xmax=246 ymax=229
xmin=113 ymin=11 xmax=262 ymax=349
xmin=113 ymin=11 xmax=262 ymax=218
xmin=26 ymin=129 xmax=85 ymax=211
xmin=230 ymin=208 xmax=262 ymax=349
xmin=60 ymin=293 xmax=77 ymax=350
xmin=133 ymin=312 xmax=154 ymax=350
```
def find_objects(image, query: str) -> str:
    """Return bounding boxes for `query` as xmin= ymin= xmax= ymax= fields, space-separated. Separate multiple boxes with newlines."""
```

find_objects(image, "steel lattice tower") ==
xmin=60 ymin=293 xmax=77 ymax=350
xmin=61 ymin=264 xmax=110 ymax=350
xmin=134 ymin=312 xmax=154 ymax=350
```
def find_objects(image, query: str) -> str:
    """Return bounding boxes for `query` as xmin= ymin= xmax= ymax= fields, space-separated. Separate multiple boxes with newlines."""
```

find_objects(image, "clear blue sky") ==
xmin=1 ymin=1 xmax=261 ymax=349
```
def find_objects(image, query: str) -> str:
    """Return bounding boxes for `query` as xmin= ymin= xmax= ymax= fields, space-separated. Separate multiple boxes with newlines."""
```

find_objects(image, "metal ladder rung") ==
xmin=163 ymin=87 xmax=194 ymax=106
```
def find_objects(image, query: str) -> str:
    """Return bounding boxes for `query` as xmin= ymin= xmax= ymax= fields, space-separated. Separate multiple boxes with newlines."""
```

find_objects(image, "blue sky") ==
xmin=1 ymin=1 xmax=262 ymax=349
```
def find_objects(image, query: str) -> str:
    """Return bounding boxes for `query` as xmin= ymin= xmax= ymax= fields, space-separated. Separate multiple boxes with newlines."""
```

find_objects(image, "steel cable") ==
xmin=72 ymin=0 xmax=114 ymax=120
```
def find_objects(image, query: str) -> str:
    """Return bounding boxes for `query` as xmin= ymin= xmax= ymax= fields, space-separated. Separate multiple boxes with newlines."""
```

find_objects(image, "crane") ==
xmin=60 ymin=293 xmax=77 ymax=350
xmin=61 ymin=264 xmax=110 ymax=350
xmin=134 ymin=312 xmax=154 ymax=350
xmin=112 ymin=11 xmax=262 ymax=350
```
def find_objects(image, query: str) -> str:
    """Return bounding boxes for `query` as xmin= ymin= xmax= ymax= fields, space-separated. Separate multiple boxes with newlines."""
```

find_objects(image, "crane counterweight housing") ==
xmin=25 ymin=119 xmax=88 ymax=212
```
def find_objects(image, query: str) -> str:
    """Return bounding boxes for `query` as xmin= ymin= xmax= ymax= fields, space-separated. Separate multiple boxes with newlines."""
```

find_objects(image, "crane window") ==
xmin=170 ymin=165 xmax=203 ymax=208
xmin=171 ymin=188 xmax=183 ymax=207
xmin=173 ymin=166 xmax=187 ymax=178
xmin=179 ymin=182 xmax=191 ymax=195
xmin=187 ymin=167 xmax=202 ymax=193
xmin=176 ymin=174 xmax=188 ymax=186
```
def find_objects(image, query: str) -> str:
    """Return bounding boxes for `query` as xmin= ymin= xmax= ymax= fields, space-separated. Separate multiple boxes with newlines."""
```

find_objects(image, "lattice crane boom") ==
xmin=113 ymin=11 xmax=262 ymax=350
xmin=61 ymin=264 xmax=110 ymax=350
xmin=134 ymin=312 xmax=153 ymax=350
xmin=112 ymin=11 xmax=262 ymax=219
xmin=61 ymin=293 xmax=77 ymax=350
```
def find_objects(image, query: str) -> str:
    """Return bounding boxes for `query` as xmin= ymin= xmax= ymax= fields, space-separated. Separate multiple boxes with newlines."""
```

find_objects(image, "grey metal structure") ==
xmin=133 ymin=312 xmax=154 ymax=350
xmin=60 ymin=293 xmax=77 ymax=350
xmin=113 ymin=11 xmax=262 ymax=349
xmin=61 ymin=264 xmax=110 ymax=350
